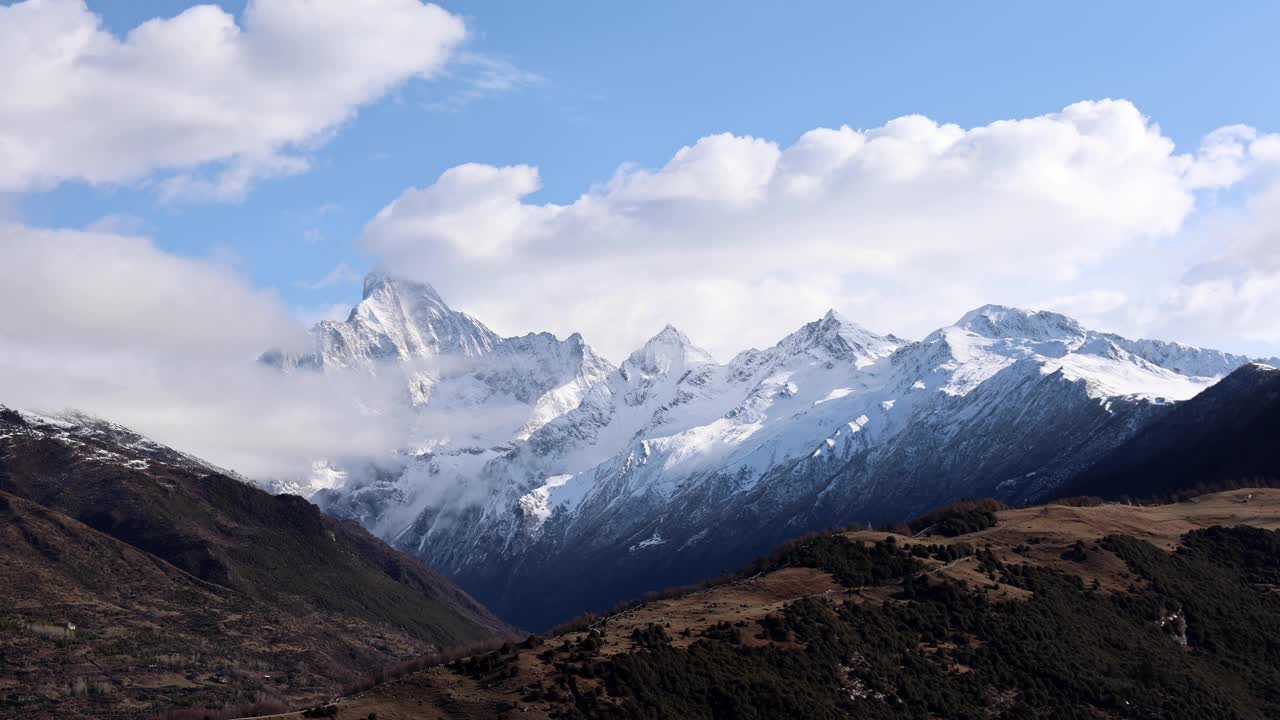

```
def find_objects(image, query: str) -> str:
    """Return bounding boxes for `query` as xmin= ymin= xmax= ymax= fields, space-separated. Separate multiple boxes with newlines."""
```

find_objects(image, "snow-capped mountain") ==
xmin=266 ymin=274 xmax=1275 ymax=629
xmin=260 ymin=272 xmax=614 ymax=500
xmin=262 ymin=271 xmax=610 ymax=417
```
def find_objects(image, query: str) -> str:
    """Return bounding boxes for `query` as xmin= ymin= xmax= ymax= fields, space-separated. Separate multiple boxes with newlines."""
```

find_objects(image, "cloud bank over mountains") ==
xmin=364 ymin=100 xmax=1280 ymax=361
xmin=0 ymin=2 xmax=1276 ymax=478
xmin=2 ymin=96 xmax=1278 ymax=478
xmin=0 ymin=223 xmax=417 ymax=477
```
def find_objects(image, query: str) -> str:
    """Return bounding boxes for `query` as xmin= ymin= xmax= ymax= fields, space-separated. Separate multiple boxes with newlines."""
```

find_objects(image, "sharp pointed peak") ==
xmin=631 ymin=324 xmax=703 ymax=353
xmin=361 ymin=270 xmax=447 ymax=305
xmin=773 ymin=309 xmax=901 ymax=363
xmin=651 ymin=324 xmax=690 ymax=342
xmin=361 ymin=270 xmax=392 ymax=299
xmin=627 ymin=324 xmax=714 ymax=371
xmin=808 ymin=308 xmax=884 ymax=338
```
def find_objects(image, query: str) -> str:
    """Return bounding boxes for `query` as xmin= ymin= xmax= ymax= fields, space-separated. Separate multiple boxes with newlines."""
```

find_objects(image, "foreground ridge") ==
xmin=0 ymin=407 xmax=510 ymax=720
xmin=298 ymin=489 xmax=1280 ymax=719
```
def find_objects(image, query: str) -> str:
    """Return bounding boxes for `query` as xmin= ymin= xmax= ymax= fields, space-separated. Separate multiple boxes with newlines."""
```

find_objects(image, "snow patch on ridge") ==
xmin=518 ymin=474 xmax=582 ymax=521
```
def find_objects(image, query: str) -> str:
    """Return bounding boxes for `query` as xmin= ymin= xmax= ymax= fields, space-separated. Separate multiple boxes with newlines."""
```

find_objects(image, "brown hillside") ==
xmin=0 ymin=409 xmax=509 ymax=719
xmin=290 ymin=488 xmax=1280 ymax=720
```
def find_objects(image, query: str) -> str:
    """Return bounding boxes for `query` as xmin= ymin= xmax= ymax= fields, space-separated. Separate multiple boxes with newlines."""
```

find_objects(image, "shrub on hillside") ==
xmin=907 ymin=498 xmax=1007 ymax=537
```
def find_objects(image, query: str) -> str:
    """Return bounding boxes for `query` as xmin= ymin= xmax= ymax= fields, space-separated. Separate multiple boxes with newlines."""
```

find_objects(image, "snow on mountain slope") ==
xmin=261 ymin=273 xmax=615 ymax=500
xmin=264 ymin=277 xmax=1272 ymax=629
xmin=516 ymin=304 xmax=1217 ymax=529
xmin=0 ymin=406 xmax=243 ymax=480
xmin=410 ymin=304 xmax=1264 ymax=629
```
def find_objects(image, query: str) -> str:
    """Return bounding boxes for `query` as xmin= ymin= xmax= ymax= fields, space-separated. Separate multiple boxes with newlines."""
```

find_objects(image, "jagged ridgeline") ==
xmin=259 ymin=272 xmax=1280 ymax=629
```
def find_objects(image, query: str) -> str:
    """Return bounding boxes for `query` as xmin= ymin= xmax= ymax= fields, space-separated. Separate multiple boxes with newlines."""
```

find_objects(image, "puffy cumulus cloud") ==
xmin=0 ymin=0 xmax=466 ymax=198
xmin=367 ymin=163 xmax=552 ymax=260
xmin=363 ymin=99 xmax=1280 ymax=361
xmin=0 ymin=224 xmax=413 ymax=477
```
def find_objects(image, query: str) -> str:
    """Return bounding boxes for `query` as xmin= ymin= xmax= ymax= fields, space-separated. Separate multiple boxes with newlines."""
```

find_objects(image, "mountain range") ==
xmin=258 ymin=273 xmax=1279 ymax=630
xmin=5 ymin=372 xmax=1278 ymax=718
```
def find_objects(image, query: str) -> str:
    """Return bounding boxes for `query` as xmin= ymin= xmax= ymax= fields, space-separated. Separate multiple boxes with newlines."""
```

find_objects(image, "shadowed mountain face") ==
xmin=0 ymin=407 xmax=509 ymax=720
xmin=263 ymin=275 xmax=1278 ymax=631
xmin=1054 ymin=363 xmax=1280 ymax=501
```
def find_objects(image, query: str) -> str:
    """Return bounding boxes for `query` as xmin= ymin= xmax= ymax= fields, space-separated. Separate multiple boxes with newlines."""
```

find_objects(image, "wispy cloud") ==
xmin=301 ymin=203 xmax=341 ymax=244
xmin=295 ymin=262 xmax=361 ymax=290
xmin=84 ymin=213 xmax=148 ymax=236
xmin=429 ymin=51 xmax=544 ymax=112
xmin=294 ymin=302 xmax=353 ymax=327
xmin=159 ymin=153 xmax=312 ymax=204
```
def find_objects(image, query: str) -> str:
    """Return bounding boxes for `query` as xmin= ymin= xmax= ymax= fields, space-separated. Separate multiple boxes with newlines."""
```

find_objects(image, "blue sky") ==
xmin=11 ymin=0 xmax=1280 ymax=325
xmin=3 ymin=0 xmax=1280 ymax=367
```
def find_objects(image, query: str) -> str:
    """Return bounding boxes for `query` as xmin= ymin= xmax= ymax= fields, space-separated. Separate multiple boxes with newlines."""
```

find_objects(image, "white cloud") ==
xmin=1128 ymin=176 xmax=1280 ymax=347
xmin=0 ymin=224 xmax=299 ymax=353
xmin=0 ymin=0 xmax=467 ymax=197
xmin=430 ymin=51 xmax=544 ymax=112
xmin=1041 ymin=290 xmax=1131 ymax=319
xmin=84 ymin=213 xmax=149 ymax=235
xmin=159 ymin=152 xmax=313 ymax=203
xmin=0 ymin=223 xmax=413 ymax=477
xmin=294 ymin=302 xmax=354 ymax=327
xmin=363 ymin=99 xmax=1280 ymax=360
xmin=296 ymin=262 xmax=361 ymax=290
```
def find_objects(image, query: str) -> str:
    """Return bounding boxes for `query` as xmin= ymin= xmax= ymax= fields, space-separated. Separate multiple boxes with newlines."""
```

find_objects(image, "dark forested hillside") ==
xmin=0 ymin=408 xmax=508 ymax=719
xmin=307 ymin=488 xmax=1280 ymax=719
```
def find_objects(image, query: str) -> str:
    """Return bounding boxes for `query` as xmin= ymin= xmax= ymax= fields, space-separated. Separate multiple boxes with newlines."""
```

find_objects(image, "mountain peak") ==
xmin=816 ymin=308 xmax=885 ymax=336
xmin=361 ymin=270 xmax=447 ymax=307
xmin=626 ymin=325 xmax=714 ymax=375
xmin=362 ymin=270 xmax=389 ymax=299
xmin=779 ymin=310 xmax=903 ymax=366
xmin=955 ymin=304 xmax=1084 ymax=341
xmin=291 ymin=271 xmax=501 ymax=366
xmin=653 ymin=324 xmax=690 ymax=342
